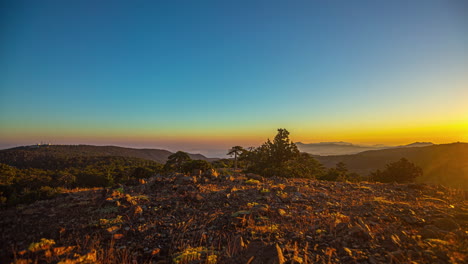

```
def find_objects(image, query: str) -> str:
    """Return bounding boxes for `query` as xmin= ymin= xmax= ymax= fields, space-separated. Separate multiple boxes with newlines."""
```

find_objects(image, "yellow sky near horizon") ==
xmin=1 ymin=119 xmax=467 ymax=150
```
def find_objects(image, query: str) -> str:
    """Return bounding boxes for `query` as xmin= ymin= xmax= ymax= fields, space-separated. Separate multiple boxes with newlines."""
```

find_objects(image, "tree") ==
xmin=132 ymin=167 xmax=153 ymax=179
xmin=211 ymin=159 xmax=233 ymax=168
xmin=57 ymin=172 xmax=76 ymax=188
xmin=370 ymin=158 xmax=422 ymax=183
xmin=165 ymin=151 xmax=191 ymax=172
xmin=320 ymin=162 xmax=364 ymax=182
xmin=227 ymin=146 xmax=245 ymax=170
xmin=283 ymin=153 xmax=324 ymax=178
xmin=238 ymin=147 xmax=255 ymax=169
xmin=321 ymin=162 xmax=348 ymax=181
xmin=270 ymin=128 xmax=300 ymax=165
xmin=336 ymin=162 xmax=347 ymax=173
xmin=247 ymin=128 xmax=302 ymax=177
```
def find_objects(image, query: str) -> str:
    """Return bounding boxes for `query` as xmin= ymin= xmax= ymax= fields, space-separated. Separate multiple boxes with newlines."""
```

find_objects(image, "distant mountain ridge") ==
xmin=296 ymin=141 xmax=434 ymax=156
xmin=314 ymin=142 xmax=468 ymax=190
xmin=0 ymin=145 xmax=216 ymax=165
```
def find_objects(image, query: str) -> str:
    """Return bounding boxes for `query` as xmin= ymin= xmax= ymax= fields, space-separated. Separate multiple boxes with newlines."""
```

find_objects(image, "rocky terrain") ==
xmin=1 ymin=173 xmax=467 ymax=263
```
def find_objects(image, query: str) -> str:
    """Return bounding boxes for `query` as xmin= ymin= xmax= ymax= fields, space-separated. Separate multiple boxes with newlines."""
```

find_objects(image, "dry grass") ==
xmin=3 ymin=175 xmax=467 ymax=263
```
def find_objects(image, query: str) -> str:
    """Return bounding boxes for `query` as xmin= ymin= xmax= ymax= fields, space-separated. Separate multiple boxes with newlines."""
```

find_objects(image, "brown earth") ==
xmin=1 ymin=174 xmax=467 ymax=263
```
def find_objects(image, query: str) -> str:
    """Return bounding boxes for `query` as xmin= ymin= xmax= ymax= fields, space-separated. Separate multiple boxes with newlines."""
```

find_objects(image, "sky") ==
xmin=1 ymin=0 xmax=467 ymax=157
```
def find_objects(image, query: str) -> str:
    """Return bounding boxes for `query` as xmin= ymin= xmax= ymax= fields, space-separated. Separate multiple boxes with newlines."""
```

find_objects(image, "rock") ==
xmin=173 ymin=172 xmax=185 ymax=177
xmin=317 ymin=192 xmax=329 ymax=199
xmin=192 ymin=169 xmax=202 ymax=176
xmin=176 ymin=185 xmax=197 ymax=194
xmin=390 ymin=250 xmax=404 ymax=261
xmin=277 ymin=209 xmax=287 ymax=216
xmin=194 ymin=193 xmax=204 ymax=201
xmin=174 ymin=176 xmax=196 ymax=185
xmin=252 ymin=204 xmax=269 ymax=213
xmin=433 ymin=217 xmax=459 ymax=231
xmin=138 ymin=179 xmax=146 ymax=185
xmin=368 ymin=255 xmax=377 ymax=264
xmin=343 ymin=247 xmax=353 ymax=256
xmin=420 ymin=225 xmax=446 ymax=239
xmin=204 ymin=169 xmax=219 ymax=179
xmin=402 ymin=215 xmax=424 ymax=225
xmin=125 ymin=194 xmax=137 ymax=205
xmin=200 ymin=177 xmax=210 ymax=183
xmin=245 ymin=242 xmax=285 ymax=264
xmin=246 ymin=173 xmax=263 ymax=181
xmin=283 ymin=186 xmax=299 ymax=193
xmin=113 ymin=234 xmax=124 ymax=240
xmin=107 ymin=226 xmax=120 ymax=234
xmin=348 ymin=226 xmax=371 ymax=241
xmin=134 ymin=205 xmax=143 ymax=215
xmin=407 ymin=183 xmax=427 ymax=190
xmin=224 ymin=175 xmax=235 ymax=181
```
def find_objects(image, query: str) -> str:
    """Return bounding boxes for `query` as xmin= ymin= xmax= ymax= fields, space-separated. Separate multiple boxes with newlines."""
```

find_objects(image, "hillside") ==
xmin=296 ymin=142 xmax=389 ymax=156
xmin=1 ymin=174 xmax=466 ymax=263
xmin=296 ymin=142 xmax=434 ymax=156
xmin=0 ymin=145 xmax=214 ymax=167
xmin=315 ymin=143 xmax=468 ymax=189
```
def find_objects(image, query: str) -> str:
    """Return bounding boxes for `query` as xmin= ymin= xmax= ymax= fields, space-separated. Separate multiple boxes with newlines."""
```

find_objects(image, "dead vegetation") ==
xmin=1 ymin=173 xmax=467 ymax=263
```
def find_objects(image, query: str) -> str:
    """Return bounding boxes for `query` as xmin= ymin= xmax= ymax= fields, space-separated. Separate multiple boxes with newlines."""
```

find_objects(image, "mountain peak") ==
xmin=404 ymin=142 xmax=434 ymax=147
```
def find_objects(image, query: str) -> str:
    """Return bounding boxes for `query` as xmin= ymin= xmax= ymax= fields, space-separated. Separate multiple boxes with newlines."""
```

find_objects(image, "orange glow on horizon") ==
xmin=1 ymin=119 xmax=466 ymax=149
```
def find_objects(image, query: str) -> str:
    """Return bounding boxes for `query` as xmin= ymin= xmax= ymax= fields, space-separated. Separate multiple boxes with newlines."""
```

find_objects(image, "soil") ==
xmin=1 ymin=174 xmax=467 ymax=263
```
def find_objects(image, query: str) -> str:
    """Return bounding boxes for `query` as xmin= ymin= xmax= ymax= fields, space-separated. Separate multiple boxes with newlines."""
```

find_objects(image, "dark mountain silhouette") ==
xmin=296 ymin=141 xmax=434 ymax=155
xmin=0 ymin=145 xmax=215 ymax=167
xmin=402 ymin=142 xmax=434 ymax=148
xmin=314 ymin=142 xmax=468 ymax=189
xmin=296 ymin=142 xmax=387 ymax=155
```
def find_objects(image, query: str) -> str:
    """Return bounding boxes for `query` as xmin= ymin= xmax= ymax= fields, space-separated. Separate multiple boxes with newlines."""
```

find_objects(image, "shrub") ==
xmin=38 ymin=186 xmax=60 ymax=200
xmin=370 ymin=158 xmax=422 ymax=183
xmin=182 ymin=160 xmax=212 ymax=174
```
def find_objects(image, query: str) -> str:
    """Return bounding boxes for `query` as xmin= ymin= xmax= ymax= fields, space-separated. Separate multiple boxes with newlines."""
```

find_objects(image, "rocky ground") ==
xmin=1 ymin=173 xmax=467 ymax=263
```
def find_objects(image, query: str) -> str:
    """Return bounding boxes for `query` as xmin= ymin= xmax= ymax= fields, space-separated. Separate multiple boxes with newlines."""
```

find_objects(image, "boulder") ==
xmin=174 ymin=176 xmax=197 ymax=185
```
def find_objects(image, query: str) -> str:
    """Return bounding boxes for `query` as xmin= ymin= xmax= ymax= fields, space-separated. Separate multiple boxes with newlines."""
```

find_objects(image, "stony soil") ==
xmin=1 ymin=174 xmax=467 ymax=263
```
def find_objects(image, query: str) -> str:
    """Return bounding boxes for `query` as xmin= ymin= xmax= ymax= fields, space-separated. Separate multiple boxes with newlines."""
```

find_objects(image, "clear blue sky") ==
xmin=1 ymin=0 xmax=467 ymax=156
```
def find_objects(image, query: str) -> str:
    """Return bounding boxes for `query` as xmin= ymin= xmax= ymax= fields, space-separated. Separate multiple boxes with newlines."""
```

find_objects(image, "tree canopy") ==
xmin=245 ymin=128 xmax=322 ymax=178
xmin=370 ymin=158 xmax=423 ymax=183
xmin=165 ymin=151 xmax=191 ymax=172
xmin=227 ymin=146 xmax=244 ymax=170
